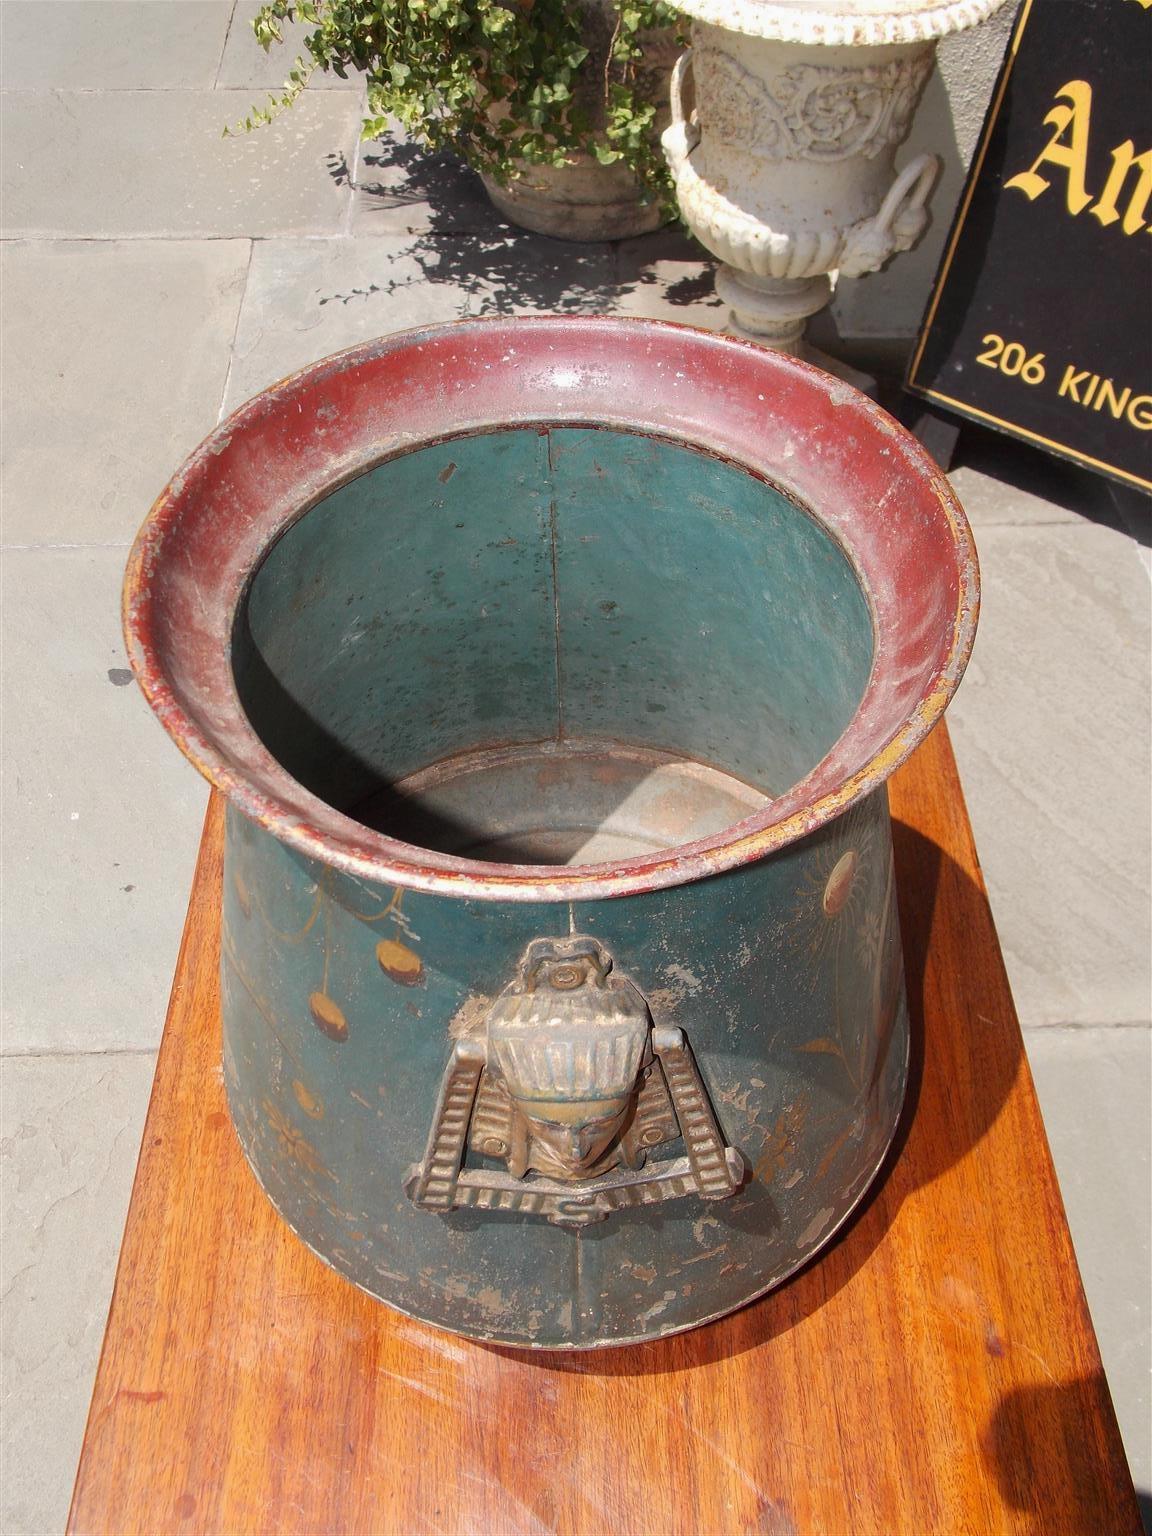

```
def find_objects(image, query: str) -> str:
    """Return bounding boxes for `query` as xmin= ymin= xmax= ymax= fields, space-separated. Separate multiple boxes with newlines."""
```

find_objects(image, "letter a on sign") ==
xmin=1005 ymin=79 xmax=1094 ymax=215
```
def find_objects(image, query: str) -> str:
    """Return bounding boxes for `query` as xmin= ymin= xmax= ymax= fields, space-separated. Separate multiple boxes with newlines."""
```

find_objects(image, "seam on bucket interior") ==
xmin=546 ymin=428 xmax=566 ymax=746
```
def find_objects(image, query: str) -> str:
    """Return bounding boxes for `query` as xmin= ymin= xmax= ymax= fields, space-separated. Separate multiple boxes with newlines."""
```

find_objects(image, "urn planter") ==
xmin=481 ymin=152 xmax=667 ymax=242
xmin=125 ymin=317 xmax=977 ymax=1348
xmin=482 ymin=0 xmax=681 ymax=240
xmin=662 ymin=0 xmax=1006 ymax=358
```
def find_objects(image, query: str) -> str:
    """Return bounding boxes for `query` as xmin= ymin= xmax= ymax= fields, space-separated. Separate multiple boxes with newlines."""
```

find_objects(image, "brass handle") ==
xmin=405 ymin=936 xmax=745 ymax=1227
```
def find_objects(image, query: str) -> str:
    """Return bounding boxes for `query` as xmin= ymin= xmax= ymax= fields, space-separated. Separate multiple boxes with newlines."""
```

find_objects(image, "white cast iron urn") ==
xmin=662 ymin=0 xmax=1006 ymax=358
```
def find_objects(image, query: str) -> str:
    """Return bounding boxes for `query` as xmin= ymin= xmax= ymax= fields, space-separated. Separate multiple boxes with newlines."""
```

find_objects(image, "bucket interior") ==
xmin=232 ymin=426 xmax=875 ymax=866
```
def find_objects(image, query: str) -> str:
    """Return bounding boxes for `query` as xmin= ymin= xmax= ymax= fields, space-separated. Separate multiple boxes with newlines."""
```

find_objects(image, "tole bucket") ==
xmin=126 ymin=317 xmax=977 ymax=1349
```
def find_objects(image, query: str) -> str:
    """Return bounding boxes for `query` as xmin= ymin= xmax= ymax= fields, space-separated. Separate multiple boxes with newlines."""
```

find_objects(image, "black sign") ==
xmin=906 ymin=0 xmax=1151 ymax=494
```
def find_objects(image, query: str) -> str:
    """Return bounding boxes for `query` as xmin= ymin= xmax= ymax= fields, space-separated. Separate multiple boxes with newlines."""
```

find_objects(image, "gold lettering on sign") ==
xmin=1005 ymin=80 xmax=1152 ymax=235
xmin=1091 ymin=141 xmax=1152 ymax=233
xmin=1057 ymin=365 xmax=1152 ymax=428
xmin=1006 ymin=80 xmax=1094 ymax=214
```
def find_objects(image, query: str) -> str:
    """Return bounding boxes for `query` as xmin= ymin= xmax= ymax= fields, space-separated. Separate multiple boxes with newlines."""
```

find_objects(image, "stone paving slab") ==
xmin=949 ymin=431 xmax=1119 ymax=529
xmin=612 ymin=226 xmax=726 ymax=329
xmin=1026 ymin=1024 xmax=1152 ymax=1491
xmin=350 ymin=130 xmax=513 ymax=237
xmin=1 ymin=548 xmax=206 ymax=1055
xmin=222 ymin=231 xmax=618 ymax=410
xmin=216 ymin=0 xmax=365 ymax=90
xmin=0 ymin=1050 xmax=157 ymax=1536
xmin=0 ymin=0 xmax=233 ymax=91
xmin=221 ymin=221 xmax=727 ymax=415
xmin=948 ymin=520 xmax=1151 ymax=1029
xmin=1 ymin=239 xmax=249 ymax=548
xmin=1 ymin=88 xmax=360 ymax=237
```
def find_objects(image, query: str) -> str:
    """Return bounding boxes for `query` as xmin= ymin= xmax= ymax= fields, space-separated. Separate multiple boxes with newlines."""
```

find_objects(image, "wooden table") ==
xmin=69 ymin=725 xmax=1141 ymax=1535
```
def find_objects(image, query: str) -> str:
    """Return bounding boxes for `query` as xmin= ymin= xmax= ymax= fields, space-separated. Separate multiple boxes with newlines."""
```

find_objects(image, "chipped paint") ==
xmin=292 ymin=1080 xmax=323 ymax=1119
xmin=665 ymin=961 xmax=703 ymax=993
xmin=798 ymin=1207 xmax=836 ymax=1249
xmin=637 ymin=1290 xmax=678 ymax=1327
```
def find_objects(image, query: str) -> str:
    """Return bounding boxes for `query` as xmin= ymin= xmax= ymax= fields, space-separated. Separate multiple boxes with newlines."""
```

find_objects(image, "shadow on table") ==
xmin=486 ymin=820 xmax=1026 ymax=1377
xmin=984 ymin=1379 xmax=1145 ymax=1534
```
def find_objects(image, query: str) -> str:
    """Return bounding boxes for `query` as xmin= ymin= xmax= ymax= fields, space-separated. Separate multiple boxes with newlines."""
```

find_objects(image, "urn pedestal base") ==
xmin=714 ymin=267 xmax=830 ymax=352
xmin=715 ymin=266 xmax=876 ymax=392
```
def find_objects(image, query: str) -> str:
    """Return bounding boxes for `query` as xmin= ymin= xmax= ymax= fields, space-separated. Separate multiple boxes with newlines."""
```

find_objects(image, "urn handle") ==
xmin=839 ymin=152 xmax=940 ymax=278
xmin=405 ymin=935 xmax=746 ymax=1227
xmin=663 ymin=50 xmax=701 ymax=170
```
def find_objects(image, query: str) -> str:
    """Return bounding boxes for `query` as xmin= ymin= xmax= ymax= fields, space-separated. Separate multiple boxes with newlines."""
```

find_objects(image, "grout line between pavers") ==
xmin=340 ymin=109 xmax=365 ymax=238
xmin=1 ymin=542 xmax=132 ymax=552
xmin=213 ymin=0 xmax=239 ymax=91
xmin=216 ymin=237 xmax=257 ymax=422
xmin=1 ymin=230 xmax=352 ymax=244
xmin=1 ymin=1047 xmax=160 ymax=1061
xmin=0 ymin=86 xmax=364 ymax=97
xmin=1021 ymin=1019 xmax=1151 ymax=1033
xmin=974 ymin=516 xmax=1130 ymax=529
xmin=0 ymin=85 xmax=369 ymax=99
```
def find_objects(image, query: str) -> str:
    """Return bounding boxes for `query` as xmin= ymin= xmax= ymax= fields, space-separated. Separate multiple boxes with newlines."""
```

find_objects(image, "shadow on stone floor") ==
xmin=350 ymin=137 xmax=617 ymax=315
xmin=340 ymin=137 xmax=505 ymax=236
xmin=348 ymin=134 xmax=721 ymax=320
xmin=953 ymin=424 xmax=1150 ymax=543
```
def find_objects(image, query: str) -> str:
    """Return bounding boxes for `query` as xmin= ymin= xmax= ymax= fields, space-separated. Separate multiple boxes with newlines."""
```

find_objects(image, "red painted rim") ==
xmin=124 ymin=317 xmax=978 ymax=901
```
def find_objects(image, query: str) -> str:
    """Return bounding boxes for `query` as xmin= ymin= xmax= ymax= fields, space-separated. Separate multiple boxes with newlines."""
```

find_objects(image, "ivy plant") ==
xmin=238 ymin=0 xmax=683 ymax=204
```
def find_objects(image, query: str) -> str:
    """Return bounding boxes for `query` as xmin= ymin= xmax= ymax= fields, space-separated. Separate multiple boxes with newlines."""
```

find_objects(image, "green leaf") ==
xmin=222 ymin=0 xmax=675 ymax=197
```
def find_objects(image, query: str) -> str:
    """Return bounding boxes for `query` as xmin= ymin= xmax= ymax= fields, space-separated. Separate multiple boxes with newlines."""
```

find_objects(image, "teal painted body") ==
xmin=235 ymin=427 xmax=873 ymax=811
xmin=222 ymin=789 xmax=905 ymax=1348
xmin=220 ymin=426 xmax=908 ymax=1347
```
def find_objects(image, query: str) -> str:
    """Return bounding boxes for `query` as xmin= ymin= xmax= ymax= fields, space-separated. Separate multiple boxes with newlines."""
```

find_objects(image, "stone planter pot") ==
xmin=662 ymin=0 xmax=1005 ymax=354
xmin=481 ymin=153 xmax=667 ymax=242
xmin=481 ymin=0 xmax=679 ymax=241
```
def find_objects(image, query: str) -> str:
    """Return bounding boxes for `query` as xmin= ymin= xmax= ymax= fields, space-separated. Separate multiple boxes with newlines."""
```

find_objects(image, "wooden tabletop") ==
xmin=69 ymin=724 xmax=1141 ymax=1535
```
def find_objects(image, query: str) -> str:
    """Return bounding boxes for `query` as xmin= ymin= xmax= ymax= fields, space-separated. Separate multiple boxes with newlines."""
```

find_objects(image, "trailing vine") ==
xmin=239 ymin=0 xmax=685 ymax=205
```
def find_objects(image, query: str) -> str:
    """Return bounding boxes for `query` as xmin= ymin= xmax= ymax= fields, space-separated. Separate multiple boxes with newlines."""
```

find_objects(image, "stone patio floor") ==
xmin=1 ymin=2 xmax=1149 ymax=1530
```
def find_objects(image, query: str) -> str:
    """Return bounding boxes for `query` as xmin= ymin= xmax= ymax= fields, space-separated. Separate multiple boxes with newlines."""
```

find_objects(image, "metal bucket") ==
xmin=125 ymin=317 xmax=977 ymax=1348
